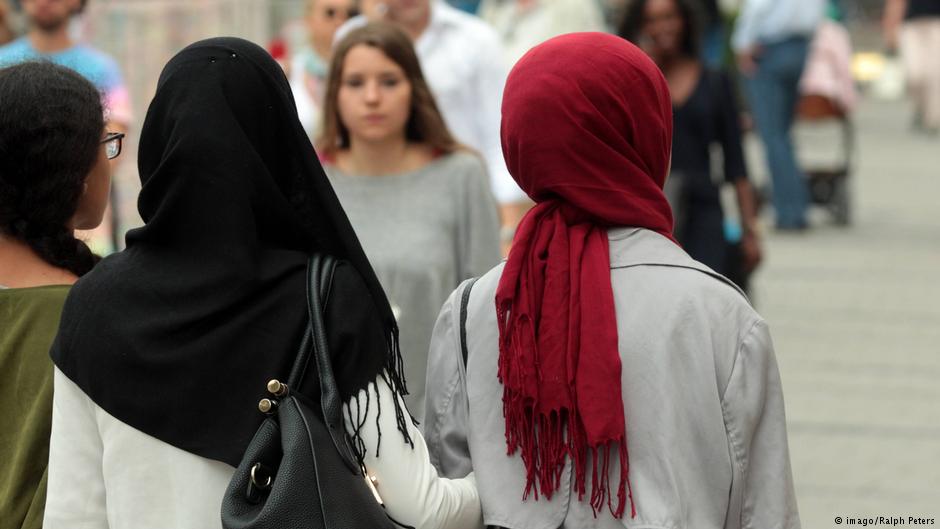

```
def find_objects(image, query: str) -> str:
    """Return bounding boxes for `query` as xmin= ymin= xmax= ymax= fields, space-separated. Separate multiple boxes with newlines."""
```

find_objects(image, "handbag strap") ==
xmin=284 ymin=254 xmax=359 ymax=472
xmin=459 ymin=276 xmax=480 ymax=368
xmin=307 ymin=254 xmax=344 ymax=429
xmin=285 ymin=254 xmax=334 ymax=390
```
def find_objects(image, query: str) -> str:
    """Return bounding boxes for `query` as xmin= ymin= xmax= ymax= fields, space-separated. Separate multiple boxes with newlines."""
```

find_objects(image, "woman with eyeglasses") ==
xmin=0 ymin=61 xmax=117 ymax=529
xmin=42 ymin=37 xmax=482 ymax=529
xmin=289 ymin=0 xmax=361 ymax=138
xmin=316 ymin=22 xmax=501 ymax=423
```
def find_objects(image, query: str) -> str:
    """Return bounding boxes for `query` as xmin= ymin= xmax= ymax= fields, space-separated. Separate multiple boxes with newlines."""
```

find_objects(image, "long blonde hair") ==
xmin=316 ymin=22 xmax=461 ymax=156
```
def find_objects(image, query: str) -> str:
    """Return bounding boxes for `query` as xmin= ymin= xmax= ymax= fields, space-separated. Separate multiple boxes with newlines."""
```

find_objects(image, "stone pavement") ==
xmin=747 ymin=96 xmax=940 ymax=526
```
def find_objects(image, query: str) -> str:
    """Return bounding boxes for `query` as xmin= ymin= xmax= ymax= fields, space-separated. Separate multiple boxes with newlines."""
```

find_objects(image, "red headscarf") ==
xmin=496 ymin=33 xmax=674 ymax=519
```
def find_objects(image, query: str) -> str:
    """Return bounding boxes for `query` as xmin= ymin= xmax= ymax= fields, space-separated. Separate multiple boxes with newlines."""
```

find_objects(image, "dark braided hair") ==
xmin=0 ymin=61 xmax=104 ymax=276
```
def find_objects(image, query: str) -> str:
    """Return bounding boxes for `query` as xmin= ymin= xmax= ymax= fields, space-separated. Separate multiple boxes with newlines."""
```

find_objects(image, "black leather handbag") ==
xmin=221 ymin=254 xmax=396 ymax=529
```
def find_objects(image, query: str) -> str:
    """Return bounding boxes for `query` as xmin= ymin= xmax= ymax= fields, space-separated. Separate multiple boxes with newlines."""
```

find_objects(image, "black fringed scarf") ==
xmin=50 ymin=37 xmax=412 ymax=468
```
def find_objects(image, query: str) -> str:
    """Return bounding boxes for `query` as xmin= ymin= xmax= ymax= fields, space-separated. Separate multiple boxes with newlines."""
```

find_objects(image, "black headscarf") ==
xmin=50 ymin=37 xmax=411 ymax=467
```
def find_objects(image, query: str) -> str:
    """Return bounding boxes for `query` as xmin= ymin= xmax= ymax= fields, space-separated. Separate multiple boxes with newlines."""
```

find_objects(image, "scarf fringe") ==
xmin=341 ymin=326 xmax=414 ymax=470
xmin=383 ymin=326 xmax=417 ymax=442
xmin=342 ymin=388 xmax=370 ymax=468
xmin=343 ymin=327 xmax=418 ymax=467
xmin=497 ymin=302 xmax=636 ymax=519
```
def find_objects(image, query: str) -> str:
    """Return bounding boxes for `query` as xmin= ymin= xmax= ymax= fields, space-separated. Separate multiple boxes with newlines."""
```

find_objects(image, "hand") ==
xmin=882 ymin=0 xmax=906 ymax=52
xmin=884 ymin=30 xmax=899 ymax=53
xmin=736 ymin=45 xmax=761 ymax=76
xmin=740 ymin=230 xmax=762 ymax=274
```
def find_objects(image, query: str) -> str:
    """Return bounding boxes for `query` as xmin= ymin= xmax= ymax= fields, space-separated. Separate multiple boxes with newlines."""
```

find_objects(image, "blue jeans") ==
xmin=745 ymin=37 xmax=810 ymax=228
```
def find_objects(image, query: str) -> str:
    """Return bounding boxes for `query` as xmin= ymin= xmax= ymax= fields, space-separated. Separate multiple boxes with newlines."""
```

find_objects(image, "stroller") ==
xmin=794 ymin=18 xmax=858 ymax=226
xmin=794 ymin=93 xmax=854 ymax=225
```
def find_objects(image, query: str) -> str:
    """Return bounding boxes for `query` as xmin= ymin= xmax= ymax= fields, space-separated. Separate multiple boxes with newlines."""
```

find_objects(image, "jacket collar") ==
xmin=607 ymin=228 xmax=748 ymax=300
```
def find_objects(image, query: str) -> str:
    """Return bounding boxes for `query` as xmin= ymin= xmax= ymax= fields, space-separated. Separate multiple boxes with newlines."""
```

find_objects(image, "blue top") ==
xmin=0 ymin=37 xmax=124 ymax=92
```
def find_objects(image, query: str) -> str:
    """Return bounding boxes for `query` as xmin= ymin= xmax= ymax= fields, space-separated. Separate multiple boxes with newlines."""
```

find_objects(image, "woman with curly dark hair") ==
xmin=0 ymin=60 xmax=117 ymax=529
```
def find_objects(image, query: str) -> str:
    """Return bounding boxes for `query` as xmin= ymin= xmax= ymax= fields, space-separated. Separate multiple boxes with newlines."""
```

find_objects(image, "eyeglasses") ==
xmin=101 ymin=132 xmax=125 ymax=160
xmin=323 ymin=6 xmax=359 ymax=20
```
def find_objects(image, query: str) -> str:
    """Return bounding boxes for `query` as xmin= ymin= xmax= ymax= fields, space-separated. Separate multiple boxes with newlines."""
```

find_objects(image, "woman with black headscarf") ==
xmin=43 ymin=37 xmax=482 ymax=529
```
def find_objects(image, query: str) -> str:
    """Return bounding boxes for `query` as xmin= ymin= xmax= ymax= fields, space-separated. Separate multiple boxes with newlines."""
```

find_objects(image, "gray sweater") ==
xmin=325 ymin=151 xmax=502 ymax=422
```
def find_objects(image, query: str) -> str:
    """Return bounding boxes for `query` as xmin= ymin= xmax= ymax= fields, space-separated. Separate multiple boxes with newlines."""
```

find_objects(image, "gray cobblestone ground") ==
xmin=748 ymin=97 xmax=940 ymax=526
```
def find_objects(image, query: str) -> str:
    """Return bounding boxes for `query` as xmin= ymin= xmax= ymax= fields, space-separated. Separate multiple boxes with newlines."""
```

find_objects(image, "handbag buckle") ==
xmin=246 ymin=462 xmax=273 ymax=504
xmin=363 ymin=467 xmax=383 ymax=506
xmin=250 ymin=462 xmax=273 ymax=489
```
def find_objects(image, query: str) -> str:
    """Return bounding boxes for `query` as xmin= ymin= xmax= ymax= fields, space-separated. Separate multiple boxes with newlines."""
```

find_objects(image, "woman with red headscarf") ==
xmin=423 ymin=33 xmax=800 ymax=528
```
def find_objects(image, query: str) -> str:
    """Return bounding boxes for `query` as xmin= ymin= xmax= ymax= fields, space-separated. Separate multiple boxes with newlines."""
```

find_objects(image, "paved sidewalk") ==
xmin=748 ymin=97 xmax=940 ymax=526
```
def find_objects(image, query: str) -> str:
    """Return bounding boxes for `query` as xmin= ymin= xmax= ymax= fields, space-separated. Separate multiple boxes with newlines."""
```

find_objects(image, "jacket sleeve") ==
xmin=721 ymin=320 xmax=801 ymax=529
xmin=423 ymin=282 xmax=474 ymax=478
xmin=43 ymin=368 xmax=109 ymax=529
xmin=350 ymin=368 xmax=482 ymax=529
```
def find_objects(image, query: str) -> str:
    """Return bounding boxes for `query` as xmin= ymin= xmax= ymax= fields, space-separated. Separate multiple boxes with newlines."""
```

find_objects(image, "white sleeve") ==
xmin=44 ymin=368 xmax=109 ymax=529
xmin=471 ymin=32 xmax=526 ymax=205
xmin=346 ymin=375 xmax=483 ymax=529
xmin=731 ymin=0 xmax=772 ymax=51
xmin=288 ymin=55 xmax=319 ymax=139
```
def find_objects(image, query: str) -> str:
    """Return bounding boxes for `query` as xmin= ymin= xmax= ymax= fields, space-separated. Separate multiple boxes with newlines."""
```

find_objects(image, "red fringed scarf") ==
xmin=495 ymin=33 xmax=676 ymax=519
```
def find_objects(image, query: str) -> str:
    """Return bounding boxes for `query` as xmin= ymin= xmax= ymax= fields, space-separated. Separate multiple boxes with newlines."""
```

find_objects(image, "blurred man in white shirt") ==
xmin=478 ymin=0 xmax=606 ymax=67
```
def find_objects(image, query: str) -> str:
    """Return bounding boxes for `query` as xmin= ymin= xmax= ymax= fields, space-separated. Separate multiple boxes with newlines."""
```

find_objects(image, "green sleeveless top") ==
xmin=0 ymin=285 xmax=70 ymax=529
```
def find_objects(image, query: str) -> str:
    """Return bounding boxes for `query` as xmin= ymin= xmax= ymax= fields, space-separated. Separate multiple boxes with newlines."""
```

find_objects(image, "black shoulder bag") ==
xmin=222 ymin=254 xmax=395 ymax=529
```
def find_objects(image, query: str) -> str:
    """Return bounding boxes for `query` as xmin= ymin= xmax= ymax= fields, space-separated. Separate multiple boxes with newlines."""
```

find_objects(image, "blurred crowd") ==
xmin=1 ymin=0 xmax=938 ymax=327
xmin=3 ymin=1 xmax=940 ymax=528
xmin=1 ymin=0 xmax=938 ymax=261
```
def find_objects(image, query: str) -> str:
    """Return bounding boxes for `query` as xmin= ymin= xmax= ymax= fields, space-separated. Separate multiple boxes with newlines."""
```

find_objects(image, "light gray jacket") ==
xmin=424 ymin=227 xmax=800 ymax=529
